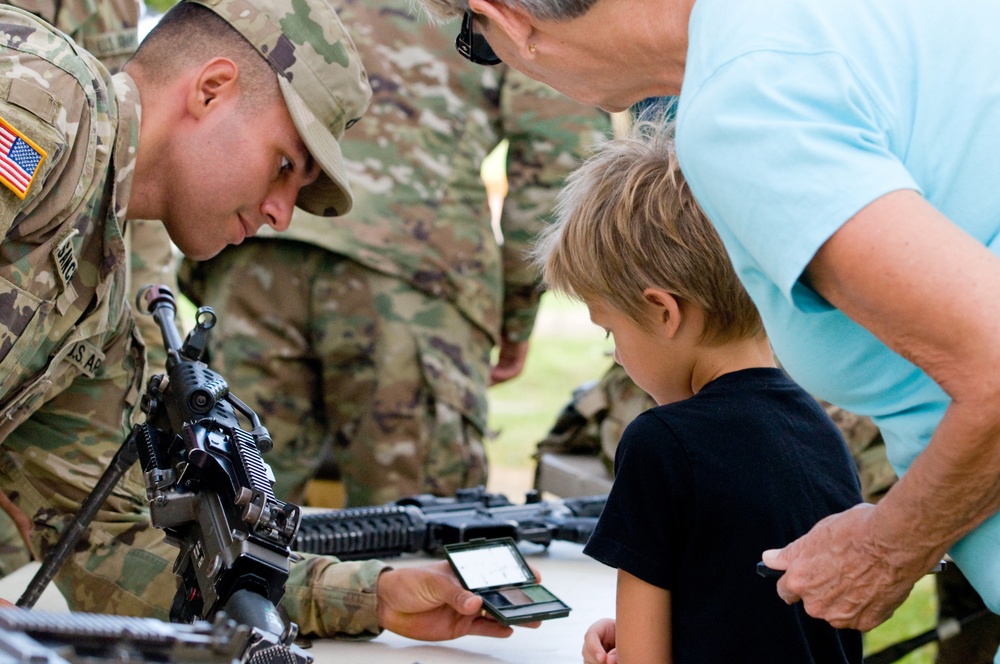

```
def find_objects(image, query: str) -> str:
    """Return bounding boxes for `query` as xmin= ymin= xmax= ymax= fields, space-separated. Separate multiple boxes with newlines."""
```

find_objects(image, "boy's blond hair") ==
xmin=535 ymin=119 xmax=764 ymax=344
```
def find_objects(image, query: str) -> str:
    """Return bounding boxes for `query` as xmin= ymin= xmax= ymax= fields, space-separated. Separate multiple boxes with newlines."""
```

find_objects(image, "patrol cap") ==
xmin=182 ymin=0 xmax=372 ymax=216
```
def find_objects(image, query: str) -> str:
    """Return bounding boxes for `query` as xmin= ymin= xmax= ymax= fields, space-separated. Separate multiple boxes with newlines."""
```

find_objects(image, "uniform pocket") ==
xmin=0 ymin=275 xmax=51 ymax=401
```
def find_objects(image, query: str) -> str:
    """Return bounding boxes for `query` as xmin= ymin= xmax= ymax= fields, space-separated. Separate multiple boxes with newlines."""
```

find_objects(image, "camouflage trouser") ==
xmin=0 ymin=218 xmax=177 ymax=579
xmin=180 ymin=239 xmax=490 ymax=507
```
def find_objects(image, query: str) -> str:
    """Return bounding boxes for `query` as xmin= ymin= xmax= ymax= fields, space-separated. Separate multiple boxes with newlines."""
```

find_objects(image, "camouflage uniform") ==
xmin=536 ymin=362 xmax=1000 ymax=662
xmin=180 ymin=0 xmax=611 ymax=507
xmin=0 ymin=0 xmax=397 ymax=639
xmin=8 ymin=0 xmax=139 ymax=73
xmin=0 ymin=0 xmax=177 ymax=581
xmin=0 ymin=0 xmax=179 ymax=372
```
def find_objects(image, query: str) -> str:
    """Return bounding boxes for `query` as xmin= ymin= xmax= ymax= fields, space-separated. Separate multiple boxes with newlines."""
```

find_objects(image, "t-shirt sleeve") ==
xmin=583 ymin=412 xmax=691 ymax=591
xmin=676 ymin=50 xmax=918 ymax=310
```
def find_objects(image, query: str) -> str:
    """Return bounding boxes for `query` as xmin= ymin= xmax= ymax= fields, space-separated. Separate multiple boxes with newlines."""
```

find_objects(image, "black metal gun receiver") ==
xmin=134 ymin=285 xmax=301 ymax=636
xmin=18 ymin=285 xmax=304 ymax=659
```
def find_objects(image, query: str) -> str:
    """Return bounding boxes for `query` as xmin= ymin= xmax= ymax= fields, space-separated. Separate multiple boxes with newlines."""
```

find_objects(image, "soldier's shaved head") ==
xmin=126 ymin=2 xmax=279 ymax=110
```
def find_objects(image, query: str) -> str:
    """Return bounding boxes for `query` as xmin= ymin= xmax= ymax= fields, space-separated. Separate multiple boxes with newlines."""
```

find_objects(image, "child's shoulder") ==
xmin=698 ymin=367 xmax=825 ymax=416
xmin=635 ymin=367 xmax=845 ymax=449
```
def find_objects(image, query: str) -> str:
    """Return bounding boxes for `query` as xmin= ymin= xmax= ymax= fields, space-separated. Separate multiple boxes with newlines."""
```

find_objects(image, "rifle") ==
xmin=292 ymin=485 xmax=606 ymax=560
xmin=16 ymin=285 xmax=307 ymax=660
xmin=0 ymin=608 xmax=308 ymax=664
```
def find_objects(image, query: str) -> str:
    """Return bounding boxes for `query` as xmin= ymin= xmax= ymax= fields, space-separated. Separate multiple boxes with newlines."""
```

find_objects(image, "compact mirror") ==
xmin=445 ymin=537 xmax=571 ymax=625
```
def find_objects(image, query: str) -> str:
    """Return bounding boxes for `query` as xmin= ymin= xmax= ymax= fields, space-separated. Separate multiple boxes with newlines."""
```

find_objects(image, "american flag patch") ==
xmin=0 ymin=116 xmax=46 ymax=199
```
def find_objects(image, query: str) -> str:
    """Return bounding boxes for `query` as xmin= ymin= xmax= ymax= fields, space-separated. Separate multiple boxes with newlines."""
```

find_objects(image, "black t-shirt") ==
xmin=584 ymin=368 xmax=863 ymax=663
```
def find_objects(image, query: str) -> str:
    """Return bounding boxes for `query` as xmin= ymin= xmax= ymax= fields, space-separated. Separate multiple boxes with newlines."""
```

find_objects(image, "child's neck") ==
xmin=690 ymin=336 xmax=776 ymax=395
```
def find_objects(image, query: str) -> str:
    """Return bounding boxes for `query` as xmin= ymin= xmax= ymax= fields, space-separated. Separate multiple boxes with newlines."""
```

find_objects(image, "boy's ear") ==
xmin=469 ymin=0 xmax=535 ymax=54
xmin=186 ymin=57 xmax=240 ymax=119
xmin=643 ymin=288 xmax=683 ymax=338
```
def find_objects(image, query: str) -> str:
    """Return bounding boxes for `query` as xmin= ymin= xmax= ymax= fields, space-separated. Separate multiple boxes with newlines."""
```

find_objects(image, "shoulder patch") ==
xmin=65 ymin=339 xmax=106 ymax=378
xmin=0 ymin=115 xmax=47 ymax=199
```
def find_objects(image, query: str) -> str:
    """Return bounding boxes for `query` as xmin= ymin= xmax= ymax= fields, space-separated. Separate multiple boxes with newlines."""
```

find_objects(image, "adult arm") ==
xmin=763 ymin=189 xmax=1000 ymax=630
xmin=375 ymin=561 xmax=527 ymax=639
xmin=285 ymin=556 xmax=537 ymax=640
xmin=489 ymin=337 xmax=529 ymax=385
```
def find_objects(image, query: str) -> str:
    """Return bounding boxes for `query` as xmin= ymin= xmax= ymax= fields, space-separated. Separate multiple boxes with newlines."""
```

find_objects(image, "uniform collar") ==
xmin=111 ymin=71 xmax=141 ymax=225
xmin=99 ymin=71 xmax=142 ymax=277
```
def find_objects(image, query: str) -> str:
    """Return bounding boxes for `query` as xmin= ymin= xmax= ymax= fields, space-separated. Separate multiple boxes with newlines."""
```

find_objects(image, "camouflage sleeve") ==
xmin=0 ymin=14 xmax=92 ymax=242
xmin=281 ymin=554 xmax=389 ymax=639
xmin=0 ymin=83 xmax=71 ymax=240
xmin=496 ymin=69 xmax=610 ymax=342
xmin=1 ymin=313 xmax=179 ymax=618
xmin=124 ymin=218 xmax=177 ymax=374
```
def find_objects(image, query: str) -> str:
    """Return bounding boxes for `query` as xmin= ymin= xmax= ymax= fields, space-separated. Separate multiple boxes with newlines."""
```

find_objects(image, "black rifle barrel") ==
xmin=292 ymin=488 xmax=605 ymax=560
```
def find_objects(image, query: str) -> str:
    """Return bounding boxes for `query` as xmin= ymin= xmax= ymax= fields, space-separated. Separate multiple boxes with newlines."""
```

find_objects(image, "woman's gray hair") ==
xmin=415 ymin=0 xmax=599 ymax=23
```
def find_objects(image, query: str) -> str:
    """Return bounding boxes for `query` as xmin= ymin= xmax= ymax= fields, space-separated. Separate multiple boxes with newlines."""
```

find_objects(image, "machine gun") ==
xmin=0 ymin=608 xmax=305 ymax=664
xmin=16 ymin=285 xmax=307 ymax=661
xmin=292 ymin=486 xmax=606 ymax=560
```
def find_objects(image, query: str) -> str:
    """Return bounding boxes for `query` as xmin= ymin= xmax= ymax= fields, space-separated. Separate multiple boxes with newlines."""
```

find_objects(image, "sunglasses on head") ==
xmin=456 ymin=10 xmax=502 ymax=65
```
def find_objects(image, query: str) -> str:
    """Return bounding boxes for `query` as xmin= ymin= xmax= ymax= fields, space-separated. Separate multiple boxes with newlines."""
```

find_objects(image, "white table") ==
xmin=0 ymin=540 xmax=616 ymax=663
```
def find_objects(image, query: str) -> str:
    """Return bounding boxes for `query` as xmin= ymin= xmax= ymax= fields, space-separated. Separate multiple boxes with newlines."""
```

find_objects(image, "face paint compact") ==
xmin=444 ymin=537 xmax=571 ymax=625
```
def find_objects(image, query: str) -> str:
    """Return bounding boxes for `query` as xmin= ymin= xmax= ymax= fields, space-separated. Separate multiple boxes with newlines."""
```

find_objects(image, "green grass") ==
xmin=486 ymin=293 xmax=612 ymax=466
xmin=486 ymin=294 xmax=939 ymax=661
xmin=864 ymin=576 xmax=938 ymax=663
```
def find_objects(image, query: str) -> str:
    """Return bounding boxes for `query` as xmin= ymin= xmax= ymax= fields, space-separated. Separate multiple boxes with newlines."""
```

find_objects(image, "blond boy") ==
xmin=534 ymin=121 xmax=863 ymax=664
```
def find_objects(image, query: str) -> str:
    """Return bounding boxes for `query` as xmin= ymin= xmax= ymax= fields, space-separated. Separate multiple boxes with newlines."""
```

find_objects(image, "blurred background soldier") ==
xmin=0 ymin=0 xmax=178 ymax=577
xmin=536 ymin=361 xmax=1000 ymax=663
xmin=180 ymin=0 xmax=610 ymax=507
xmin=11 ymin=0 xmax=138 ymax=72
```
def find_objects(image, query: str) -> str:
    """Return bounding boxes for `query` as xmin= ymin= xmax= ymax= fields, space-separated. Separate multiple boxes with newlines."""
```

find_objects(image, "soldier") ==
xmin=0 ymin=0 xmax=179 ymax=579
xmin=179 ymin=0 xmax=610 ymax=507
xmin=0 ymin=0 xmax=526 ymax=642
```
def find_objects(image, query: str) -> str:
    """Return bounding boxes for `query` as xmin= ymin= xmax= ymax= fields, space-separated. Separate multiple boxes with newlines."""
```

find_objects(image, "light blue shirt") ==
xmin=676 ymin=0 xmax=1000 ymax=626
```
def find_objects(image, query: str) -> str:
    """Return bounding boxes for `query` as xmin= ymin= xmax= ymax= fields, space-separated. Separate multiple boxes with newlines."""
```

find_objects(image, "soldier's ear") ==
xmin=187 ymin=57 xmax=239 ymax=118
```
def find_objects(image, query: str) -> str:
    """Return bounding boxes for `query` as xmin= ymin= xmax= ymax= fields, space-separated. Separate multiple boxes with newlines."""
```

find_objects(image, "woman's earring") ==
xmin=528 ymin=43 xmax=537 ymax=54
